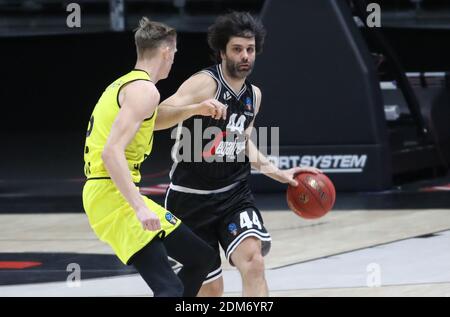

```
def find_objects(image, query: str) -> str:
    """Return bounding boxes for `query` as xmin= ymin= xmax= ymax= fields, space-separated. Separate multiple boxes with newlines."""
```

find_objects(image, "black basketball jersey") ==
xmin=169 ymin=64 xmax=258 ymax=190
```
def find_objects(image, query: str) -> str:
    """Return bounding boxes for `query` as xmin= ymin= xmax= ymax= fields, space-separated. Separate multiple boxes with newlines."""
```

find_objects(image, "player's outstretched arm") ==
xmin=102 ymin=81 xmax=161 ymax=231
xmin=249 ymin=140 xmax=321 ymax=186
xmin=246 ymin=85 xmax=321 ymax=186
xmin=154 ymin=73 xmax=227 ymax=130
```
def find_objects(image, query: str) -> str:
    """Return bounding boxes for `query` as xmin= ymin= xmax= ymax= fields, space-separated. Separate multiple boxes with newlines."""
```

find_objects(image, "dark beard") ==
xmin=225 ymin=58 xmax=254 ymax=79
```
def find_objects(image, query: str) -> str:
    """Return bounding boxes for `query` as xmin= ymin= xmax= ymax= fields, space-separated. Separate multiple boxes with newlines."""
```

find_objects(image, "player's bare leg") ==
xmin=231 ymin=237 xmax=268 ymax=297
xmin=197 ymin=276 xmax=224 ymax=297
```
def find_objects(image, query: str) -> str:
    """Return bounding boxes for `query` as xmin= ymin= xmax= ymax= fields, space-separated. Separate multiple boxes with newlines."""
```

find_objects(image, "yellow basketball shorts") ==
xmin=82 ymin=179 xmax=181 ymax=264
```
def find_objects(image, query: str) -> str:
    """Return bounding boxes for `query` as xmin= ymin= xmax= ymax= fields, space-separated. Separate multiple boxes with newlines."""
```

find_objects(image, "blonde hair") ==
xmin=134 ymin=17 xmax=176 ymax=57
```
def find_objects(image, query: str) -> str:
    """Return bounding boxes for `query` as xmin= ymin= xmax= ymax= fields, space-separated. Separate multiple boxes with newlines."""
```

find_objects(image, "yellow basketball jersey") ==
xmin=83 ymin=69 xmax=157 ymax=183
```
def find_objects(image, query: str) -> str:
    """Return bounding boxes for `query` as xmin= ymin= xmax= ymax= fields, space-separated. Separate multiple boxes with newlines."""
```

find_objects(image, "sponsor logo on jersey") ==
xmin=224 ymin=91 xmax=232 ymax=101
xmin=202 ymin=131 xmax=246 ymax=159
xmin=214 ymin=138 xmax=246 ymax=158
xmin=202 ymin=114 xmax=247 ymax=159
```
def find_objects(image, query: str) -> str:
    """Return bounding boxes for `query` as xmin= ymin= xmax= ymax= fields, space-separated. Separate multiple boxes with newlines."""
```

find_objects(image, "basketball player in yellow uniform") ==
xmin=82 ymin=17 xmax=216 ymax=297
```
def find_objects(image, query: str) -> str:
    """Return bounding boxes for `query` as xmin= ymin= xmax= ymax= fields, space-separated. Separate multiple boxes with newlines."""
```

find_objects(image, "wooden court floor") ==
xmin=0 ymin=208 xmax=449 ymax=296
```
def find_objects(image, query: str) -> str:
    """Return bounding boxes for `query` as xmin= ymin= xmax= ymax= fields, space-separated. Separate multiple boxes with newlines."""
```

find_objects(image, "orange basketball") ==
xmin=286 ymin=172 xmax=336 ymax=219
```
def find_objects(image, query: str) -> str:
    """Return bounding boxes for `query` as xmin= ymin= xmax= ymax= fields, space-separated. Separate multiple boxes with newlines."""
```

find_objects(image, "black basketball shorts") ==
xmin=165 ymin=181 xmax=271 ymax=283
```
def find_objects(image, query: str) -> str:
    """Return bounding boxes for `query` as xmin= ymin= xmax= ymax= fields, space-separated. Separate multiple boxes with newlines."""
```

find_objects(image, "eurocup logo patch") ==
xmin=165 ymin=212 xmax=178 ymax=225
xmin=228 ymin=223 xmax=238 ymax=236
xmin=245 ymin=97 xmax=252 ymax=111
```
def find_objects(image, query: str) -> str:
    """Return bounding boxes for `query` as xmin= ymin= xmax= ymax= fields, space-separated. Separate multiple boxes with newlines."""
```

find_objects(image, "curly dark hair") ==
xmin=207 ymin=11 xmax=266 ymax=63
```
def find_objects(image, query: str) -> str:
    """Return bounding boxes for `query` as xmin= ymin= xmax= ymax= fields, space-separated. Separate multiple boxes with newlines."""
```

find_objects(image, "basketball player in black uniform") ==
xmin=155 ymin=12 xmax=321 ymax=296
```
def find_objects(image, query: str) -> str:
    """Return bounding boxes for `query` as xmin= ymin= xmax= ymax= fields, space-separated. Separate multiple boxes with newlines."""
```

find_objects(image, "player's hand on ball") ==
xmin=293 ymin=166 xmax=323 ymax=175
xmin=283 ymin=167 xmax=323 ymax=187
